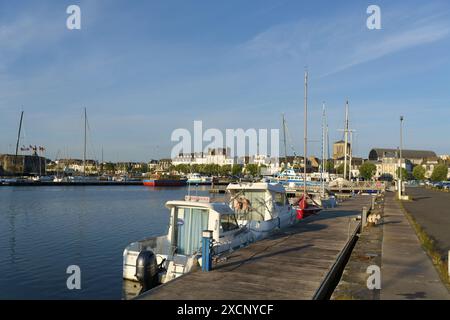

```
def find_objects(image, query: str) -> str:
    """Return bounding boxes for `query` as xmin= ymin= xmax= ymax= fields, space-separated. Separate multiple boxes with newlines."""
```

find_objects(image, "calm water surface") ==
xmin=0 ymin=185 xmax=210 ymax=299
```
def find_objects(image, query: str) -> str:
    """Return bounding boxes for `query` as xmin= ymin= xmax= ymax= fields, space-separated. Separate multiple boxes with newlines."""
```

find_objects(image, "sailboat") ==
xmin=75 ymin=108 xmax=98 ymax=182
xmin=273 ymin=113 xmax=317 ymax=187
xmin=316 ymin=102 xmax=337 ymax=208
xmin=294 ymin=70 xmax=322 ymax=219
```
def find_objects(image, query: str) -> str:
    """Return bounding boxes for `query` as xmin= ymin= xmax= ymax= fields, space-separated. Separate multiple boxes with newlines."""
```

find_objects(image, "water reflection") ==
xmin=0 ymin=185 xmax=210 ymax=299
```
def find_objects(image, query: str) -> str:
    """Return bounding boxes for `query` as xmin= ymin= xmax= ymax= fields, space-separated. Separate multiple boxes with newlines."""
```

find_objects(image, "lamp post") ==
xmin=398 ymin=116 xmax=404 ymax=199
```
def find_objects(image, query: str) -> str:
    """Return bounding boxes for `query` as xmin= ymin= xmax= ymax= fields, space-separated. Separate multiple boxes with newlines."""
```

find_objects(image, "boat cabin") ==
xmin=226 ymin=183 xmax=289 ymax=222
xmin=123 ymin=195 xmax=249 ymax=284
xmin=165 ymin=196 xmax=242 ymax=256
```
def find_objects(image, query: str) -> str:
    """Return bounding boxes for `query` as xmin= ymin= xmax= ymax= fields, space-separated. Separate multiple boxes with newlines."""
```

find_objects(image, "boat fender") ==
xmin=135 ymin=250 xmax=158 ymax=288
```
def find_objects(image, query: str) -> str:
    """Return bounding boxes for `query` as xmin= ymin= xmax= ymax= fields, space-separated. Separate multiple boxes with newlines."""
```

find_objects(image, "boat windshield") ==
xmin=274 ymin=192 xmax=288 ymax=206
xmin=230 ymin=190 xmax=269 ymax=222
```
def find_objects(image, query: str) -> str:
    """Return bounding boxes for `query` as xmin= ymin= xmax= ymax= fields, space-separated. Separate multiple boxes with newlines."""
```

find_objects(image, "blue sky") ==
xmin=0 ymin=0 xmax=449 ymax=161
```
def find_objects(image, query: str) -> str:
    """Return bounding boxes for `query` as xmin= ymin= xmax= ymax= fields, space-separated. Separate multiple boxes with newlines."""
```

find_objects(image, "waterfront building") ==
xmin=157 ymin=159 xmax=172 ymax=171
xmin=279 ymin=156 xmax=315 ymax=173
xmin=114 ymin=162 xmax=147 ymax=174
xmin=369 ymin=148 xmax=436 ymax=166
xmin=372 ymin=157 xmax=412 ymax=180
xmin=147 ymin=159 xmax=159 ymax=171
xmin=172 ymin=148 xmax=238 ymax=166
xmin=334 ymin=156 xmax=364 ymax=178
xmin=368 ymin=148 xmax=435 ymax=179
xmin=56 ymin=159 xmax=98 ymax=174
xmin=250 ymin=154 xmax=280 ymax=175
xmin=0 ymin=153 xmax=46 ymax=176
xmin=421 ymin=157 xmax=441 ymax=179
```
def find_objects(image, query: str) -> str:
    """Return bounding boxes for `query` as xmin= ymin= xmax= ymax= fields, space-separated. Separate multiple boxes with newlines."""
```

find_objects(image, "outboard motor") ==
xmin=135 ymin=250 xmax=158 ymax=289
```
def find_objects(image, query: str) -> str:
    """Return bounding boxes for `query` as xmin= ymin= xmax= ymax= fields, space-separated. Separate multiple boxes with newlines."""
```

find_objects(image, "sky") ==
xmin=0 ymin=0 xmax=449 ymax=162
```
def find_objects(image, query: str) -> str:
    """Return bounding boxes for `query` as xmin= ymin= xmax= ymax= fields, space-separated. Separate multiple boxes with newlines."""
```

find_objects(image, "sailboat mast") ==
xmin=282 ymin=113 xmax=288 ymax=168
xmin=321 ymin=102 xmax=326 ymax=197
xmin=83 ymin=108 xmax=87 ymax=176
xmin=101 ymin=146 xmax=104 ymax=175
xmin=15 ymin=111 xmax=24 ymax=157
xmin=303 ymin=70 xmax=308 ymax=196
xmin=326 ymin=123 xmax=330 ymax=170
xmin=349 ymin=131 xmax=353 ymax=180
xmin=343 ymin=100 xmax=349 ymax=180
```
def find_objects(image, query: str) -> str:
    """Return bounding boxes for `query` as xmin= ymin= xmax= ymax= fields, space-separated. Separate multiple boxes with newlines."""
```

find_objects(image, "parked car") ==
xmin=433 ymin=182 xmax=443 ymax=189
xmin=442 ymin=182 xmax=450 ymax=190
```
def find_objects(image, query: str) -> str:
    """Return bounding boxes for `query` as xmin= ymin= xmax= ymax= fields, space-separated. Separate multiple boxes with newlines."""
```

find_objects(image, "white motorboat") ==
xmin=30 ymin=176 xmax=54 ymax=182
xmin=274 ymin=169 xmax=304 ymax=183
xmin=226 ymin=182 xmax=297 ymax=241
xmin=123 ymin=195 xmax=251 ymax=289
xmin=186 ymin=173 xmax=212 ymax=185
xmin=53 ymin=176 xmax=64 ymax=183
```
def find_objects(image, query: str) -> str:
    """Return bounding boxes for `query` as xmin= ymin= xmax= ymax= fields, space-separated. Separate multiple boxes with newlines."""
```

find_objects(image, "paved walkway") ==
xmin=381 ymin=193 xmax=450 ymax=300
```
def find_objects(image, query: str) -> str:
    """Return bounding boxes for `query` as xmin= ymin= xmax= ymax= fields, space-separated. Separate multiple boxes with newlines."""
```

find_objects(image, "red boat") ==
xmin=143 ymin=175 xmax=187 ymax=187
xmin=295 ymin=194 xmax=322 ymax=220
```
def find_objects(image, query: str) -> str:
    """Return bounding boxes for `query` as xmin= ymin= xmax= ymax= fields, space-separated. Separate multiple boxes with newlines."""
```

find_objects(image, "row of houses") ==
xmin=367 ymin=148 xmax=450 ymax=180
xmin=3 ymin=144 xmax=448 ymax=179
xmin=170 ymin=146 xmax=450 ymax=179
xmin=46 ymin=159 xmax=153 ymax=175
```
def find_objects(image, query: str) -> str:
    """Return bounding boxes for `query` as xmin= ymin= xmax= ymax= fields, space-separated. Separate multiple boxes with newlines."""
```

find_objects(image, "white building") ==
xmin=250 ymin=154 xmax=280 ymax=176
xmin=369 ymin=148 xmax=437 ymax=179
xmin=372 ymin=158 xmax=411 ymax=179
xmin=172 ymin=148 xmax=239 ymax=166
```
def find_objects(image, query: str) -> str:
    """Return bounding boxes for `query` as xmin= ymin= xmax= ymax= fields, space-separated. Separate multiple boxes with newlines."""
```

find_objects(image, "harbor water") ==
xmin=0 ymin=185 xmax=210 ymax=299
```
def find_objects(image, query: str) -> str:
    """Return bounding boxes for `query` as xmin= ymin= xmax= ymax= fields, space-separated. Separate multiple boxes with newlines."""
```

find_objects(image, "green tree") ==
xmin=359 ymin=162 xmax=377 ymax=180
xmin=104 ymin=162 xmax=115 ymax=173
xmin=431 ymin=164 xmax=448 ymax=182
xmin=219 ymin=165 xmax=232 ymax=176
xmin=396 ymin=167 xmax=409 ymax=180
xmin=204 ymin=164 xmax=220 ymax=175
xmin=191 ymin=164 xmax=200 ymax=173
xmin=412 ymin=165 xmax=426 ymax=181
xmin=325 ymin=160 xmax=335 ymax=173
xmin=177 ymin=164 xmax=190 ymax=174
xmin=336 ymin=164 xmax=350 ymax=175
xmin=232 ymin=165 xmax=243 ymax=176
xmin=138 ymin=163 xmax=148 ymax=173
xmin=245 ymin=164 xmax=260 ymax=176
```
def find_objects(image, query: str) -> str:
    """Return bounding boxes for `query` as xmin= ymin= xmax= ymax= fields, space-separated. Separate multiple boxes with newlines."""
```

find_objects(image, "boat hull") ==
xmin=187 ymin=180 xmax=212 ymax=185
xmin=143 ymin=179 xmax=187 ymax=187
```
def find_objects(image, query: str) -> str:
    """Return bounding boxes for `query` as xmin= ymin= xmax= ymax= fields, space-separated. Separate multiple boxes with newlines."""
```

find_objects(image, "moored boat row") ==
xmin=141 ymin=173 xmax=214 ymax=187
xmin=122 ymin=181 xmax=325 ymax=295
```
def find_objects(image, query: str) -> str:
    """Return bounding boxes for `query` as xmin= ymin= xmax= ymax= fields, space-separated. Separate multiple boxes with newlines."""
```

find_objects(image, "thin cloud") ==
xmin=238 ymin=4 xmax=450 ymax=78
xmin=323 ymin=22 xmax=450 ymax=77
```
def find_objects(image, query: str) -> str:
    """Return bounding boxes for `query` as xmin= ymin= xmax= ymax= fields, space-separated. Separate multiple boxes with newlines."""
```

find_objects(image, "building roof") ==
xmin=369 ymin=148 xmax=437 ymax=161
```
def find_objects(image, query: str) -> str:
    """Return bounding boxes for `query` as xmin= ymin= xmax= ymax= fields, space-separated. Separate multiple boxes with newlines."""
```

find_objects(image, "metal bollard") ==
xmin=362 ymin=207 xmax=368 ymax=230
xmin=371 ymin=195 xmax=376 ymax=210
xmin=202 ymin=230 xmax=213 ymax=272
